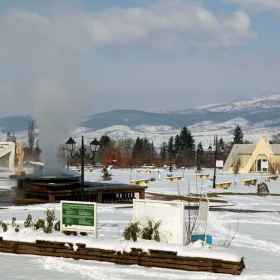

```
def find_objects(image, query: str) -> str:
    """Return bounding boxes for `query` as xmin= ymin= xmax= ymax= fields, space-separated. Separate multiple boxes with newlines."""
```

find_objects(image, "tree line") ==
xmin=3 ymin=121 xmax=249 ymax=169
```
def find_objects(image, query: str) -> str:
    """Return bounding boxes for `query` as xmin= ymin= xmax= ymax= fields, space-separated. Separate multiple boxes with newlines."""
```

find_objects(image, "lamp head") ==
xmin=66 ymin=137 xmax=76 ymax=152
xmin=90 ymin=138 xmax=101 ymax=152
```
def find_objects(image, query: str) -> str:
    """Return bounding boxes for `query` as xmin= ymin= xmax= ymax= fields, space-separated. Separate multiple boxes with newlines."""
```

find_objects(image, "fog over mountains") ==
xmin=1 ymin=94 xmax=280 ymax=149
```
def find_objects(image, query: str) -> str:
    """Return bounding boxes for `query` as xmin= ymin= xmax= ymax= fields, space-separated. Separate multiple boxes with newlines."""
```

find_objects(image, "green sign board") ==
xmin=62 ymin=202 xmax=95 ymax=227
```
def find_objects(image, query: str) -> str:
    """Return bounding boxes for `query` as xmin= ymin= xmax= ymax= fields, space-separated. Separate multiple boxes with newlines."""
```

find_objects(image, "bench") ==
xmin=130 ymin=179 xmax=151 ymax=185
xmin=196 ymin=174 xmax=210 ymax=179
xmin=214 ymin=182 xmax=232 ymax=189
xmin=242 ymin=178 xmax=257 ymax=186
xmin=165 ymin=176 xmax=183 ymax=182
xmin=265 ymin=175 xmax=278 ymax=182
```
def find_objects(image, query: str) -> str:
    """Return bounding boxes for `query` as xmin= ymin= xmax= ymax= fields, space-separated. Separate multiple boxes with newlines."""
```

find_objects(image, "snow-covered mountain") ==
xmin=175 ymin=93 xmax=280 ymax=114
xmin=1 ymin=93 xmax=280 ymax=149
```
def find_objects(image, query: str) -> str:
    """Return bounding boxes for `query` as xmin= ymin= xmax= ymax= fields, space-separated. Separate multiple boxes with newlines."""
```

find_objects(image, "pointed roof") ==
xmin=242 ymin=136 xmax=275 ymax=173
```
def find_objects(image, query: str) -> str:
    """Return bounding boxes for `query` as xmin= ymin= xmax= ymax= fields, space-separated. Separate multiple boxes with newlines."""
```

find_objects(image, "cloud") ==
xmin=224 ymin=0 xmax=280 ymax=16
xmin=0 ymin=0 xmax=258 ymax=60
xmin=0 ymin=8 xmax=91 ymax=62
xmin=83 ymin=0 xmax=258 ymax=53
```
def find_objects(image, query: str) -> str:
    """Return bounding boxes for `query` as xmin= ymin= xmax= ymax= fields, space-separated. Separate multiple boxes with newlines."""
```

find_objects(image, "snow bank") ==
xmin=0 ymin=227 xmax=243 ymax=263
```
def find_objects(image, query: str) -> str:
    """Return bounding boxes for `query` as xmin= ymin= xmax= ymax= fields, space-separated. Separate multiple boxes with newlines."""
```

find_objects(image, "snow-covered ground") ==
xmin=0 ymin=167 xmax=280 ymax=279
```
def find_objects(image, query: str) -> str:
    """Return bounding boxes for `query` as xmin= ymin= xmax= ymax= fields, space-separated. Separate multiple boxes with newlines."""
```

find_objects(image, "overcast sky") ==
xmin=1 ymin=0 xmax=280 ymax=118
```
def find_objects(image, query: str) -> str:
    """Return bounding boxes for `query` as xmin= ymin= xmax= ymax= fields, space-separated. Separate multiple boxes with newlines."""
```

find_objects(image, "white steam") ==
xmin=32 ymin=78 xmax=89 ymax=175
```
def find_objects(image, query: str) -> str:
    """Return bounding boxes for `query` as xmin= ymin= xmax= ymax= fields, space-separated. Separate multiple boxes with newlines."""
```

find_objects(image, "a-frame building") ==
xmin=223 ymin=136 xmax=280 ymax=173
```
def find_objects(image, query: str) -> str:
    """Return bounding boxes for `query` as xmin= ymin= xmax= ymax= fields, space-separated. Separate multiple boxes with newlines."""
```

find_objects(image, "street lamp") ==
xmin=208 ymin=136 xmax=224 ymax=189
xmin=196 ymin=144 xmax=203 ymax=172
xmin=66 ymin=136 xmax=100 ymax=201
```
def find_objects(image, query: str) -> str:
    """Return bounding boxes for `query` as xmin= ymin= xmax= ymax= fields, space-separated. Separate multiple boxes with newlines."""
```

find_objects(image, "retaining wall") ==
xmin=0 ymin=237 xmax=245 ymax=275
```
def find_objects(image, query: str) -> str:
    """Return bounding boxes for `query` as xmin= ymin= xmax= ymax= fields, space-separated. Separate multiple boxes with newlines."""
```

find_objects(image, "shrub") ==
xmin=122 ymin=222 xmax=140 ymax=242
xmin=269 ymin=160 xmax=280 ymax=175
xmin=0 ymin=221 xmax=7 ymax=232
xmin=12 ymin=217 xmax=20 ymax=232
xmin=34 ymin=218 xmax=45 ymax=231
xmin=257 ymin=182 xmax=269 ymax=197
xmin=220 ymin=219 xmax=239 ymax=248
xmin=141 ymin=218 xmax=161 ymax=242
xmin=122 ymin=218 xmax=162 ymax=242
xmin=24 ymin=214 xmax=34 ymax=228
xmin=54 ymin=221 xmax=60 ymax=231
xmin=44 ymin=208 xmax=56 ymax=233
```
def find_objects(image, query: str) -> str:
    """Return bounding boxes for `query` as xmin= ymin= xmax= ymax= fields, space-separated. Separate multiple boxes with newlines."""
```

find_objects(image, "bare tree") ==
xmin=269 ymin=159 xmax=280 ymax=175
xmin=233 ymin=157 xmax=241 ymax=174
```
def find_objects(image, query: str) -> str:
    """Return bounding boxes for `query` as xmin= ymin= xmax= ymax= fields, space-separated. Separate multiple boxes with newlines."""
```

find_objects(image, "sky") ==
xmin=1 ymin=0 xmax=280 ymax=118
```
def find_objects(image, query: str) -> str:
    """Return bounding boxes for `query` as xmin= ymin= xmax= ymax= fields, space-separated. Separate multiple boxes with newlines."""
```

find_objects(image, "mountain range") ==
xmin=1 ymin=94 xmax=280 ymax=148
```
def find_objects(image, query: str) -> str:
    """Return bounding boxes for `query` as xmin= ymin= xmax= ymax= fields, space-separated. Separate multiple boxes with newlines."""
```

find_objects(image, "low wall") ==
xmin=0 ymin=238 xmax=245 ymax=275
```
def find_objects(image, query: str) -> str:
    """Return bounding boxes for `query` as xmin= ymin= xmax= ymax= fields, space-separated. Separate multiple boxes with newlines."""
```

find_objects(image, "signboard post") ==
xmin=216 ymin=160 xmax=224 ymax=168
xmin=197 ymin=193 xmax=210 ymax=243
xmin=60 ymin=201 xmax=98 ymax=238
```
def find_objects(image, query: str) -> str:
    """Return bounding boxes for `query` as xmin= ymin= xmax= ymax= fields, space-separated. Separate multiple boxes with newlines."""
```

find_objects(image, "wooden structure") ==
xmin=214 ymin=182 xmax=232 ymax=189
xmin=265 ymin=175 xmax=278 ymax=182
xmin=196 ymin=174 xmax=210 ymax=179
xmin=0 ymin=238 xmax=245 ymax=275
xmin=242 ymin=178 xmax=257 ymax=186
xmin=146 ymin=192 xmax=228 ymax=204
xmin=130 ymin=179 xmax=151 ymax=185
xmin=165 ymin=176 xmax=183 ymax=182
xmin=13 ymin=175 xmax=147 ymax=204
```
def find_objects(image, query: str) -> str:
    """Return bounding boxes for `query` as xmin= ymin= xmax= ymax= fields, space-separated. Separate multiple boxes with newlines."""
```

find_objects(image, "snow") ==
xmin=1 ymin=167 xmax=280 ymax=279
xmin=0 ymin=227 xmax=242 ymax=262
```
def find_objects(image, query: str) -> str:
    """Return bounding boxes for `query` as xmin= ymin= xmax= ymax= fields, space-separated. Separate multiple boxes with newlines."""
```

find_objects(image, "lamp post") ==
xmin=169 ymin=151 xmax=172 ymax=173
xmin=196 ymin=146 xmax=201 ymax=172
xmin=208 ymin=135 xmax=224 ymax=189
xmin=66 ymin=136 xmax=100 ymax=201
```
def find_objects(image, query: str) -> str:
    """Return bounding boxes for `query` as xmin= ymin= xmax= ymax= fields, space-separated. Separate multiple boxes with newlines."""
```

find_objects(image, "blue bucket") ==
xmin=191 ymin=234 xmax=212 ymax=245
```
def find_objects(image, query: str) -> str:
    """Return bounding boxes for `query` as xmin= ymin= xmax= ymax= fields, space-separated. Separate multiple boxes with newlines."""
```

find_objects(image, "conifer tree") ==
xmin=167 ymin=136 xmax=174 ymax=172
xmin=179 ymin=126 xmax=195 ymax=152
xmin=101 ymin=166 xmax=112 ymax=181
xmin=233 ymin=125 xmax=244 ymax=144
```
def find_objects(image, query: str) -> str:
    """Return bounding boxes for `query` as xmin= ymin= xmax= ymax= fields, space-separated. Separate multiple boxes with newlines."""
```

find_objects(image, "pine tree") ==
xmin=173 ymin=134 xmax=182 ymax=165
xmin=179 ymin=126 xmax=195 ymax=152
xmin=196 ymin=142 xmax=204 ymax=172
xmin=218 ymin=137 xmax=225 ymax=149
xmin=196 ymin=142 xmax=204 ymax=156
xmin=179 ymin=126 xmax=196 ymax=166
xmin=101 ymin=166 xmax=112 ymax=181
xmin=233 ymin=125 xmax=244 ymax=144
xmin=167 ymin=136 xmax=174 ymax=172
xmin=159 ymin=141 xmax=167 ymax=161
